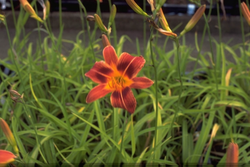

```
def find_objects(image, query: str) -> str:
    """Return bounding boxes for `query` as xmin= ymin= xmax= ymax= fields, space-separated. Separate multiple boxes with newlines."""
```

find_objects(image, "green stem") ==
xmin=4 ymin=21 xmax=22 ymax=85
xmin=149 ymin=28 xmax=159 ymax=161
xmin=202 ymin=11 xmax=219 ymax=99
xmin=9 ymin=0 xmax=17 ymax=29
xmin=190 ymin=2 xmax=213 ymax=79
xmin=78 ymin=0 xmax=96 ymax=61
xmin=238 ymin=0 xmax=248 ymax=89
xmin=143 ymin=0 xmax=147 ymax=57
xmin=34 ymin=3 xmax=44 ymax=75
xmin=120 ymin=111 xmax=127 ymax=161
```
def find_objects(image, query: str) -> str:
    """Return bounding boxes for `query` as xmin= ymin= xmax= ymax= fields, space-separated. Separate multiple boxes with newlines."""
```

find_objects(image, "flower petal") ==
xmin=110 ymin=87 xmax=136 ymax=114
xmin=86 ymin=84 xmax=112 ymax=103
xmin=117 ymin=53 xmax=145 ymax=79
xmin=130 ymin=77 xmax=154 ymax=89
xmin=0 ymin=150 xmax=16 ymax=165
xmin=85 ymin=61 xmax=113 ymax=84
xmin=103 ymin=45 xmax=118 ymax=68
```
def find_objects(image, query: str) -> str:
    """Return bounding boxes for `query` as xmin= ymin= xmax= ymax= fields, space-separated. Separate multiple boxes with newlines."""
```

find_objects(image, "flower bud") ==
xmin=126 ymin=0 xmax=149 ymax=17
xmin=0 ymin=150 xmax=16 ymax=166
xmin=102 ymin=34 xmax=111 ymax=48
xmin=159 ymin=8 xmax=172 ymax=32
xmin=45 ymin=0 xmax=50 ymax=20
xmin=241 ymin=2 xmax=250 ymax=26
xmin=180 ymin=5 xmax=206 ymax=37
xmin=226 ymin=142 xmax=239 ymax=166
xmin=0 ymin=118 xmax=19 ymax=154
xmin=94 ymin=14 xmax=108 ymax=33
xmin=109 ymin=4 xmax=116 ymax=25
xmin=19 ymin=0 xmax=43 ymax=23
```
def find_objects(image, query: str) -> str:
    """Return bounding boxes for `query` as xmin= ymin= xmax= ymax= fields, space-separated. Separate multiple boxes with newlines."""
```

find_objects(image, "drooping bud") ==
xmin=156 ymin=28 xmax=177 ymax=38
xmin=109 ymin=4 xmax=117 ymax=26
xmin=102 ymin=34 xmax=111 ymax=48
xmin=226 ymin=142 xmax=239 ymax=166
xmin=126 ymin=0 xmax=149 ymax=17
xmin=159 ymin=8 xmax=172 ymax=32
xmin=241 ymin=2 xmax=250 ymax=26
xmin=94 ymin=14 xmax=108 ymax=33
xmin=180 ymin=5 xmax=206 ymax=37
xmin=0 ymin=150 xmax=16 ymax=166
xmin=86 ymin=15 xmax=95 ymax=22
xmin=0 ymin=118 xmax=19 ymax=154
xmin=19 ymin=0 xmax=43 ymax=23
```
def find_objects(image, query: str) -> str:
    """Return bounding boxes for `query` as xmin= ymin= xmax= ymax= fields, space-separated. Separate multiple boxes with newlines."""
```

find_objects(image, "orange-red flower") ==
xmin=0 ymin=150 xmax=16 ymax=167
xmin=85 ymin=46 xmax=154 ymax=113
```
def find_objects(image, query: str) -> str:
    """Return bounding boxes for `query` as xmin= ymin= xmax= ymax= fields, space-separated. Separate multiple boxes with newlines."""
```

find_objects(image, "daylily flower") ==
xmin=0 ymin=150 xmax=16 ymax=167
xmin=85 ymin=46 xmax=154 ymax=113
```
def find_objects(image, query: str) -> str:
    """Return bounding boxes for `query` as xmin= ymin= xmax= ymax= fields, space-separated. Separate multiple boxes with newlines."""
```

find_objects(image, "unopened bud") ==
xmin=102 ymin=34 xmax=111 ymax=47
xmin=109 ymin=4 xmax=116 ymax=26
xmin=94 ymin=14 xmax=108 ymax=33
xmin=0 ymin=118 xmax=19 ymax=154
xmin=241 ymin=2 xmax=250 ymax=26
xmin=226 ymin=142 xmax=239 ymax=166
xmin=45 ymin=0 xmax=50 ymax=20
xmin=19 ymin=0 xmax=43 ymax=23
xmin=159 ymin=8 xmax=172 ymax=32
xmin=0 ymin=150 xmax=16 ymax=166
xmin=126 ymin=0 xmax=149 ymax=17
xmin=180 ymin=5 xmax=206 ymax=37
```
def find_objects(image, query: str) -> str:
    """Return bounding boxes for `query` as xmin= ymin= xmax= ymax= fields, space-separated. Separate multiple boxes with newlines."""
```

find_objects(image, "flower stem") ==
xmin=238 ymin=0 xmax=248 ymax=89
xmin=149 ymin=28 xmax=159 ymax=161
xmin=120 ymin=110 xmax=127 ymax=161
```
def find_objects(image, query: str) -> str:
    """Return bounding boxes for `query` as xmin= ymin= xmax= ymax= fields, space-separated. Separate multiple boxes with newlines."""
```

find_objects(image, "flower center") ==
xmin=108 ymin=76 xmax=126 ymax=90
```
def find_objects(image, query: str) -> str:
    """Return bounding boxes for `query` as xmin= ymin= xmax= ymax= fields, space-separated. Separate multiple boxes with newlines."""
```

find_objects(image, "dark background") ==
xmin=3 ymin=0 xmax=244 ymax=16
